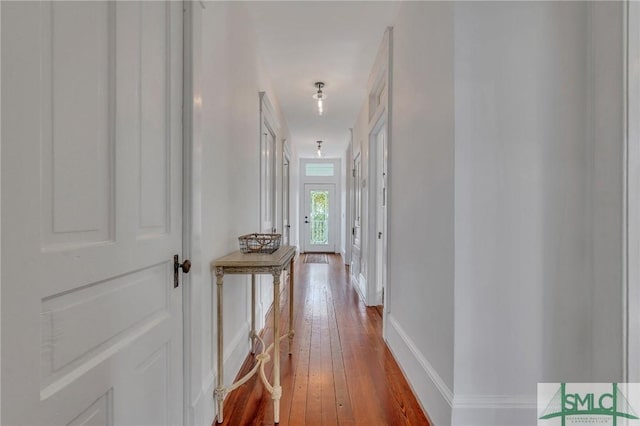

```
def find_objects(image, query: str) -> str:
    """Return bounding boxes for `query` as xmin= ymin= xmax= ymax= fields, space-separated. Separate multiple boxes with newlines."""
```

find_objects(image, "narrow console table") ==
xmin=211 ymin=245 xmax=296 ymax=424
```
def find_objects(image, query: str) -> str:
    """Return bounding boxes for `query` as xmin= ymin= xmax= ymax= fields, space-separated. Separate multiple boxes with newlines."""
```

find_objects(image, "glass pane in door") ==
xmin=310 ymin=190 xmax=329 ymax=245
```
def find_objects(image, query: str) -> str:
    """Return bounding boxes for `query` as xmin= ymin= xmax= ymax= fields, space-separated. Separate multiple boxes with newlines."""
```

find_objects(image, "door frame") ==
xmin=181 ymin=2 xmax=195 ymax=424
xmin=363 ymin=27 xmax=392 ymax=338
xmin=299 ymin=158 xmax=341 ymax=254
xmin=259 ymin=92 xmax=278 ymax=234
xmin=368 ymin=113 xmax=387 ymax=308
xmin=350 ymin=149 xmax=364 ymax=300
xmin=626 ymin=0 xmax=636 ymax=381
xmin=282 ymin=142 xmax=291 ymax=246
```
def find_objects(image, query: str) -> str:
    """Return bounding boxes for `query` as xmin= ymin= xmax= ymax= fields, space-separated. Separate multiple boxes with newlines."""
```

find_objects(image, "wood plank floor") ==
xmin=216 ymin=254 xmax=430 ymax=426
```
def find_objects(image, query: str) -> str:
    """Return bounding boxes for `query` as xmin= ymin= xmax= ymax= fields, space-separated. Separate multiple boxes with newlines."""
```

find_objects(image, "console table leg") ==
xmin=272 ymin=270 xmax=282 ymax=423
xmin=215 ymin=268 xmax=224 ymax=423
xmin=215 ymin=386 xmax=225 ymax=424
xmin=288 ymin=258 xmax=294 ymax=354
xmin=251 ymin=273 xmax=256 ymax=354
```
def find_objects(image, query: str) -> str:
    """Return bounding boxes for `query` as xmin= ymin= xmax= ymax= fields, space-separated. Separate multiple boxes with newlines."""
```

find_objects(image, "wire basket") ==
xmin=238 ymin=233 xmax=281 ymax=254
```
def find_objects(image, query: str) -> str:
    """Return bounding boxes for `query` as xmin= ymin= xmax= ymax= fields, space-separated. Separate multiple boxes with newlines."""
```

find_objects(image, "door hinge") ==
xmin=352 ymin=227 xmax=355 ymax=236
xmin=352 ymin=168 xmax=356 ymax=178
xmin=378 ymin=231 xmax=383 ymax=240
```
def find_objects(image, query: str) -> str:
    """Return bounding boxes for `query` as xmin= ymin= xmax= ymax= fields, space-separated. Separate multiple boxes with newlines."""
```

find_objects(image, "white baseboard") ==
xmin=190 ymin=324 xmax=250 ymax=426
xmin=452 ymin=395 xmax=537 ymax=426
xmin=351 ymin=273 xmax=366 ymax=303
xmin=189 ymin=375 xmax=215 ymax=426
xmin=386 ymin=315 xmax=452 ymax=426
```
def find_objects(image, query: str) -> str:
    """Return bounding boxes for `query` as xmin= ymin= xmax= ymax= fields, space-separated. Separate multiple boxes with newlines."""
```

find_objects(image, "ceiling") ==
xmin=245 ymin=1 xmax=399 ymax=159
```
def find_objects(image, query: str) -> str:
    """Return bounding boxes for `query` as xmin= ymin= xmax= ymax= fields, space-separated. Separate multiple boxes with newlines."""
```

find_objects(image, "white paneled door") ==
xmin=2 ymin=2 xmax=184 ymax=425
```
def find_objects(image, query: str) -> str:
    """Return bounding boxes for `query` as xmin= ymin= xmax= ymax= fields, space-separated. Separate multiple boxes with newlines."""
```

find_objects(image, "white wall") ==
xmin=350 ymin=2 xmax=624 ymax=425
xmin=589 ymin=1 xmax=624 ymax=382
xmin=385 ymin=3 xmax=455 ymax=425
xmin=453 ymin=3 xmax=587 ymax=422
xmin=453 ymin=4 xmax=624 ymax=424
xmin=187 ymin=3 xmax=293 ymax=425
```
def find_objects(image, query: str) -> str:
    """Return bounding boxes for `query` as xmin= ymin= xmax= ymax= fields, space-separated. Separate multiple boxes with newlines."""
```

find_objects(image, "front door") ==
xmin=303 ymin=183 xmax=336 ymax=253
xmin=2 ymin=2 xmax=184 ymax=425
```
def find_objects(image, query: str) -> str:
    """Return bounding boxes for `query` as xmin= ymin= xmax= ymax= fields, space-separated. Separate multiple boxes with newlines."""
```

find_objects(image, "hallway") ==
xmin=218 ymin=254 xmax=429 ymax=425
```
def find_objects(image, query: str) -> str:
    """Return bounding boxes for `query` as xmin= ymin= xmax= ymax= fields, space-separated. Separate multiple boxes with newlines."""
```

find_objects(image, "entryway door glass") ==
xmin=303 ymin=183 xmax=336 ymax=253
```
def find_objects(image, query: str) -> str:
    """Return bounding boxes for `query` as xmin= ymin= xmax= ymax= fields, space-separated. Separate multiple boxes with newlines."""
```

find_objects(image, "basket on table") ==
xmin=238 ymin=233 xmax=282 ymax=254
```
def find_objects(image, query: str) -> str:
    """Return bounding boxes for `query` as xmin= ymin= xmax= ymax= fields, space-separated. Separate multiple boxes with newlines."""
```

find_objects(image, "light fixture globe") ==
xmin=312 ymin=82 xmax=326 ymax=115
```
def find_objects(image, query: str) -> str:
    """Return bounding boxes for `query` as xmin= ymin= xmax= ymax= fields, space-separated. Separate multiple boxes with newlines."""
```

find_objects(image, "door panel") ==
xmin=283 ymin=157 xmax=290 ymax=245
xmin=261 ymin=128 xmax=276 ymax=234
xmin=351 ymin=153 xmax=362 ymax=284
xmin=375 ymin=126 xmax=387 ymax=306
xmin=2 ymin=2 xmax=183 ymax=425
xmin=303 ymin=184 xmax=336 ymax=253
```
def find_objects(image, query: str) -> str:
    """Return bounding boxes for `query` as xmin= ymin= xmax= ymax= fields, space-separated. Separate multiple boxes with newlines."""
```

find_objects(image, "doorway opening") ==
xmin=369 ymin=117 xmax=387 ymax=314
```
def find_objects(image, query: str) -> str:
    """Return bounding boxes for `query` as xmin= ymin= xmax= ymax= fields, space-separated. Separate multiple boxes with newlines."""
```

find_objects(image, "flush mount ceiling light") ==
xmin=312 ymin=82 xmax=326 ymax=116
xmin=316 ymin=141 xmax=323 ymax=158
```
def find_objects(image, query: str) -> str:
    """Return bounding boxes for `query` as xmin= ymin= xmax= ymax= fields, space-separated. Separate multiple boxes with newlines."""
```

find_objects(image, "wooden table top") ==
xmin=212 ymin=245 xmax=296 ymax=269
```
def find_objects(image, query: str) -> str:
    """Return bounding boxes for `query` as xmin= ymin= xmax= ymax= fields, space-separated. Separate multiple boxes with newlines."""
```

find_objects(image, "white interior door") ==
xmin=2 ymin=2 xmax=184 ymax=425
xmin=351 ymin=154 xmax=362 ymax=284
xmin=375 ymin=126 xmax=388 ymax=307
xmin=283 ymin=155 xmax=291 ymax=245
xmin=303 ymin=184 xmax=336 ymax=253
xmin=261 ymin=125 xmax=276 ymax=234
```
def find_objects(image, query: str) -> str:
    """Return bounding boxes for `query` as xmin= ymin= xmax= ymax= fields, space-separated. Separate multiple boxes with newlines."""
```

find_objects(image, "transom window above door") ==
xmin=305 ymin=162 xmax=335 ymax=177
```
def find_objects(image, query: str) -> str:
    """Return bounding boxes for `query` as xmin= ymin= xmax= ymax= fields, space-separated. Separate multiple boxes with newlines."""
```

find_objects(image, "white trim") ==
xmin=388 ymin=316 xmax=453 ymax=404
xmin=453 ymin=395 xmax=536 ymax=410
xmin=181 ymin=2 xmax=195 ymax=424
xmin=344 ymin=130 xmax=353 ymax=265
xmin=386 ymin=315 xmax=451 ymax=426
xmin=367 ymin=115 xmax=386 ymax=307
xmin=385 ymin=27 xmax=393 ymax=340
xmin=1 ymin=0 xmax=3 ymax=420
xmin=352 ymin=273 xmax=366 ymax=303
xmin=190 ymin=325 xmax=249 ymax=426
xmin=623 ymin=0 xmax=629 ymax=382
xmin=259 ymin=92 xmax=279 ymax=235
xmin=259 ymin=91 xmax=280 ymax=133
xmin=362 ymin=27 xmax=393 ymax=338
xmin=451 ymin=399 xmax=537 ymax=426
xmin=627 ymin=0 xmax=640 ymax=381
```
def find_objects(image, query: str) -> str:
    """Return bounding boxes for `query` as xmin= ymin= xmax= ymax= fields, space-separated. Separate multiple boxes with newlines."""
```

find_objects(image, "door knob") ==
xmin=174 ymin=255 xmax=191 ymax=288
xmin=180 ymin=259 xmax=192 ymax=273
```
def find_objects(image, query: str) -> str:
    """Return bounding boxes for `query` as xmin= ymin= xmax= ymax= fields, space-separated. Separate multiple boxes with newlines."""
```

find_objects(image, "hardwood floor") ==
xmin=216 ymin=254 xmax=430 ymax=426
